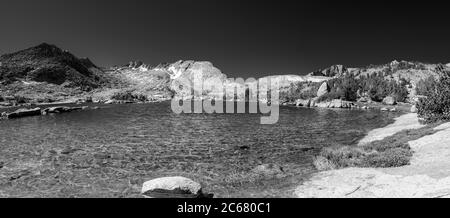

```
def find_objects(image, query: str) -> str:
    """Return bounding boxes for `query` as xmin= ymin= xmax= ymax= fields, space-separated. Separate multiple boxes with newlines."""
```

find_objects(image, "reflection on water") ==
xmin=0 ymin=102 xmax=397 ymax=197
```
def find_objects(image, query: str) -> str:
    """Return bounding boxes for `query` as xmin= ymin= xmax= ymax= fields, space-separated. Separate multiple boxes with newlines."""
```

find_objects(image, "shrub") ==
xmin=415 ymin=76 xmax=437 ymax=96
xmin=324 ymin=74 xmax=359 ymax=101
xmin=111 ymin=90 xmax=147 ymax=102
xmin=314 ymin=144 xmax=412 ymax=170
xmin=312 ymin=156 xmax=336 ymax=171
xmin=318 ymin=146 xmax=365 ymax=168
xmin=359 ymin=73 xmax=409 ymax=102
xmin=317 ymin=73 xmax=408 ymax=103
xmin=417 ymin=71 xmax=450 ymax=123
xmin=361 ymin=148 xmax=412 ymax=168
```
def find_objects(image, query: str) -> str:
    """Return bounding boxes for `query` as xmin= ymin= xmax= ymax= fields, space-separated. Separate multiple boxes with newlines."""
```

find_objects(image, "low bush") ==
xmin=362 ymin=148 xmax=412 ymax=168
xmin=317 ymin=146 xmax=365 ymax=168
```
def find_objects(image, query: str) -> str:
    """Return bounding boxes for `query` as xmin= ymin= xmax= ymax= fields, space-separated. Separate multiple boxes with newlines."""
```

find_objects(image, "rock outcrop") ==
xmin=2 ymin=107 xmax=41 ymax=119
xmin=141 ymin=176 xmax=213 ymax=198
xmin=309 ymin=65 xmax=348 ymax=77
xmin=41 ymin=106 xmax=83 ymax=114
xmin=315 ymin=99 xmax=355 ymax=108
xmin=316 ymin=82 xmax=329 ymax=97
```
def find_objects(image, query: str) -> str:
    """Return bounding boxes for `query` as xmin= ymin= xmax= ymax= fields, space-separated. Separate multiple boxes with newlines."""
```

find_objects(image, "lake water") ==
xmin=0 ymin=102 xmax=397 ymax=197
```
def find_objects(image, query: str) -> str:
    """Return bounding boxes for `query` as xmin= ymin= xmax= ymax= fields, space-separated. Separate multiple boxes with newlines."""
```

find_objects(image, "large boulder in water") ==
xmin=382 ymin=96 xmax=397 ymax=105
xmin=141 ymin=176 xmax=213 ymax=198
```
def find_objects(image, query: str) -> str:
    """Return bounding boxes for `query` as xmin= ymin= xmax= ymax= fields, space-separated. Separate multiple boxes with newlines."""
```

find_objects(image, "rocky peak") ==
xmin=390 ymin=60 xmax=399 ymax=66
xmin=309 ymin=64 xmax=348 ymax=77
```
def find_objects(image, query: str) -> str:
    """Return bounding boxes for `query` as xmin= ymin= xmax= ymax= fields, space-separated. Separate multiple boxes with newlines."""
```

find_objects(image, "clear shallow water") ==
xmin=0 ymin=102 xmax=397 ymax=197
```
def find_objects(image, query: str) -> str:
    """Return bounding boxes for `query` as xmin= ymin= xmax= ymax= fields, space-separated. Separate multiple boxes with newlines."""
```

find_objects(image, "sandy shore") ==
xmin=295 ymin=113 xmax=450 ymax=198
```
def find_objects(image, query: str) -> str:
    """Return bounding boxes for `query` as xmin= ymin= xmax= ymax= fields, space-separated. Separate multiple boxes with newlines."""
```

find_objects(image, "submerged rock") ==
xmin=251 ymin=164 xmax=285 ymax=178
xmin=141 ymin=176 xmax=213 ymax=198
xmin=3 ymin=107 xmax=41 ymax=119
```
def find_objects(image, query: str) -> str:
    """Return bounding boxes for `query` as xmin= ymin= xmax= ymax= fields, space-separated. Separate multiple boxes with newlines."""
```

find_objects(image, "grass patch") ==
xmin=313 ymin=123 xmax=442 ymax=170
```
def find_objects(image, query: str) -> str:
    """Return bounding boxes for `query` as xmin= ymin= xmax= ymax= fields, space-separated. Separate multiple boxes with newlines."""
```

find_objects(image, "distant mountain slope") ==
xmin=0 ymin=43 xmax=104 ymax=90
xmin=309 ymin=61 xmax=449 ymax=86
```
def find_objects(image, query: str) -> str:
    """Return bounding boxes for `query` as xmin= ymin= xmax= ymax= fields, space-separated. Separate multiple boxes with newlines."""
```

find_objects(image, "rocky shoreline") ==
xmin=0 ymin=105 xmax=97 ymax=120
xmin=295 ymin=113 xmax=450 ymax=198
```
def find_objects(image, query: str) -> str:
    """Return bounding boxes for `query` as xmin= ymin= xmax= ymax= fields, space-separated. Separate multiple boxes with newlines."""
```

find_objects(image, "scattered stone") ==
xmin=382 ymin=96 xmax=397 ymax=105
xmin=142 ymin=176 xmax=212 ymax=198
xmin=4 ymin=107 xmax=41 ymax=119
xmin=295 ymin=99 xmax=311 ymax=107
xmin=104 ymin=100 xmax=115 ymax=104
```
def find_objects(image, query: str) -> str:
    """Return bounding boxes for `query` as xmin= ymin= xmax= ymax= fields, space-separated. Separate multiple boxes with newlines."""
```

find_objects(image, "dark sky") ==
xmin=1 ymin=0 xmax=449 ymax=78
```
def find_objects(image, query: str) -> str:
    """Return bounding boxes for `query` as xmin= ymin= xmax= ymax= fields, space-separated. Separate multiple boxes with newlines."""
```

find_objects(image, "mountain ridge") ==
xmin=0 ymin=43 xmax=448 ymax=105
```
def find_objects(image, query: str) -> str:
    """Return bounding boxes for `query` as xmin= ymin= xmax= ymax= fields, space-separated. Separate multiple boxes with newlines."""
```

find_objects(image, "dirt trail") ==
xmin=296 ymin=114 xmax=450 ymax=198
